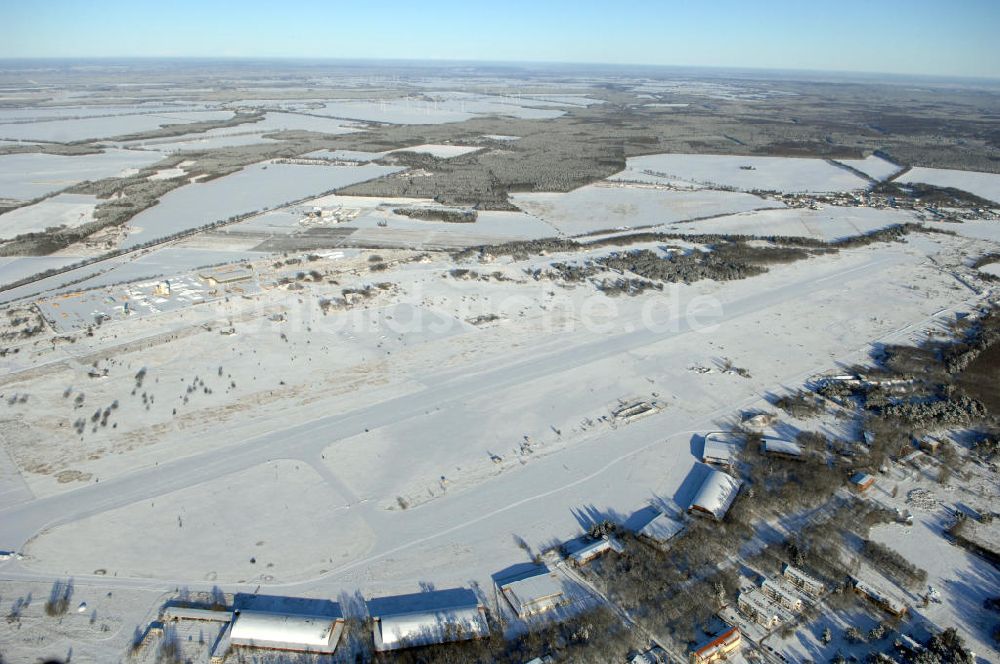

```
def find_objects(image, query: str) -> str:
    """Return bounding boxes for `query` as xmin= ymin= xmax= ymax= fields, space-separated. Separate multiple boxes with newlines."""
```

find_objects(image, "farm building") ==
xmin=563 ymin=535 xmax=623 ymax=566
xmin=782 ymin=565 xmax=825 ymax=597
xmin=737 ymin=590 xmax=790 ymax=628
xmin=688 ymin=469 xmax=742 ymax=521
xmin=199 ymin=264 xmax=253 ymax=285
xmin=223 ymin=594 xmax=345 ymax=657
xmin=636 ymin=510 xmax=686 ymax=548
xmin=368 ymin=588 xmax=489 ymax=652
xmin=850 ymin=472 xmax=876 ymax=492
xmin=689 ymin=626 xmax=741 ymax=663
xmin=762 ymin=439 xmax=804 ymax=461
xmin=760 ymin=579 xmax=803 ymax=612
xmin=918 ymin=436 xmax=942 ymax=454
xmin=497 ymin=567 xmax=569 ymax=619
xmin=701 ymin=432 xmax=739 ymax=466
xmin=853 ymin=579 xmax=908 ymax=617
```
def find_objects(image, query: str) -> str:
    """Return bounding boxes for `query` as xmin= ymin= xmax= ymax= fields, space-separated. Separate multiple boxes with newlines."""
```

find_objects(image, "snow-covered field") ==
xmin=0 ymin=104 xmax=215 ymax=123
xmin=0 ymin=255 xmax=85 ymax=288
xmin=0 ymin=197 xmax=995 ymax=662
xmin=308 ymin=94 xmax=566 ymax=125
xmin=121 ymin=162 xmax=402 ymax=248
xmin=0 ymin=193 xmax=98 ymax=240
xmin=664 ymin=206 xmax=919 ymax=241
xmin=0 ymin=150 xmax=163 ymax=201
xmin=511 ymin=184 xmax=783 ymax=235
xmin=390 ymin=144 xmax=482 ymax=158
xmin=306 ymin=149 xmax=386 ymax=162
xmin=345 ymin=208 xmax=558 ymax=247
xmin=25 ymin=459 xmax=375 ymax=583
xmin=622 ymin=153 xmax=870 ymax=193
xmin=835 ymin=154 xmax=903 ymax=181
xmin=227 ymin=194 xmax=557 ymax=246
xmin=0 ymin=110 xmax=235 ymax=142
xmin=0 ymin=230 xmax=976 ymax=564
xmin=127 ymin=132 xmax=281 ymax=153
xmin=899 ymin=166 xmax=1000 ymax=204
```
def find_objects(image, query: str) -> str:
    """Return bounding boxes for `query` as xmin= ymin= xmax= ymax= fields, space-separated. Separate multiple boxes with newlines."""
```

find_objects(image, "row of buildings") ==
xmin=162 ymin=589 xmax=492 ymax=661
xmin=157 ymin=560 xmax=590 ymax=662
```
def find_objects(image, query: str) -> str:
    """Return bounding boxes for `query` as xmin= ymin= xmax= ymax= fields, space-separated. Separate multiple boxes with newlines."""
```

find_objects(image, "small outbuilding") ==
xmin=762 ymin=439 xmax=804 ymax=461
xmin=853 ymin=579 xmax=907 ymax=617
xmin=497 ymin=567 xmax=568 ymax=619
xmin=563 ymin=535 xmax=623 ymax=566
xmin=688 ymin=469 xmax=742 ymax=521
xmin=636 ymin=511 xmax=687 ymax=548
xmin=850 ymin=472 xmax=876 ymax=493
xmin=701 ymin=432 xmax=739 ymax=466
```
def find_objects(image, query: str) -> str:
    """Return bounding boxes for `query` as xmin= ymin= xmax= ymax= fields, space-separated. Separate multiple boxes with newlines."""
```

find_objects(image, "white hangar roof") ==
xmin=368 ymin=588 xmax=488 ymax=652
xmin=689 ymin=468 xmax=742 ymax=519
xmin=230 ymin=611 xmax=343 ymax=653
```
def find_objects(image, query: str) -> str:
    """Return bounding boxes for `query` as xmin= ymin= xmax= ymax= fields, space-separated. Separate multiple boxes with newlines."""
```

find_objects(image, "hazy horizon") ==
xmin=5 ymin=0 xmax=999 ymax=79
xmin=1 ymin=56 xmax=998 ymax=89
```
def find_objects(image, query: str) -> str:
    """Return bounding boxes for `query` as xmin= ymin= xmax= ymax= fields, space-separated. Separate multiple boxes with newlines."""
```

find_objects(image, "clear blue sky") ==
xmin=5 ymin=0 xmax=999 ymax=78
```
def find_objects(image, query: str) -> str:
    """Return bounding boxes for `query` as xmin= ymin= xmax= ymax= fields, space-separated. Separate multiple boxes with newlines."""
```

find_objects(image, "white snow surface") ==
xmin=511 ymin=184 xmax=783 ymax=235
xmin=835 ymin=155 xmax=903 ymax=182
xmin=0 ymin=193 xmax=98 ymax=240
xmin=121 ymin=162 xmax=401 ymax=248
xmin=0 ymin=110 xmax=235 ymax=142
xmin=624 ymin=153 xmax=869 ymax=193
xmin=665 ymin=206 xmax=918 ymax=241
xmin=0 ymin=150 xmax=164 ymax=201
xmin=899 ymin=166 xmax=1000 ymax=204
xmin=390 ymin=144 xmax=482 ymax=159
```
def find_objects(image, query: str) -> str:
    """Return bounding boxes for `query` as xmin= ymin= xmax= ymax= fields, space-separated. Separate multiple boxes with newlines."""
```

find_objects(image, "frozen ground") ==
xmin=115 ymin=112 xmax=361 ymax=152
xmin=622 ymin=153 xmax=870 ymax=193
xmin=121 ymin=162 xmax=402 ymax=248
xmin=344 ymin=208 xmax=558 ymax=247
xmin=308 ymin=94 xmax=566 ymax=125
xmin=663 ymin=206 xmax=919 ymax=241
xmin=0 ymin=193 xmax=98 ymax=240
xmin=0 ymin=231 xmax=978 ymax=565
xmin=0 ymin=255 xmax=85 ymax=288
xmin=306 ymin=149 xmax=387 ymax=162
xmin=390 ymin=144 xmax=482 ymax=158
xmin=24 ymin=459 xmax=374 ymax=583
xmin=511 ymin=184 xmax=784 ymax=235
xmin=921 ymin=218 xmax=1000 ymax=243
xmin=0 ymin=150 xmax=164 ymax=201
xmin=225 ymin=194 xmax=558 ymax=247
xmin=835 ymin=154 xmax=903 ymax=181
xmin=0 ymin=209 xmax=994 ymax=662
xmin=0 ymin=110 xmax=235 ymax=142
xmin=0 ymin=103 xmax=216 ymax=123
xmin=125 ymin=131 xmax=282 ymax=153
xmin=0 ymin=245 xmax=269 ymax=301
xmin=899 ymin=166 xmax=1000 ymax=204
